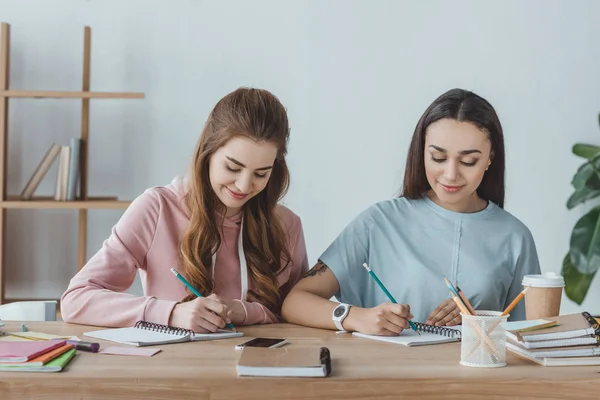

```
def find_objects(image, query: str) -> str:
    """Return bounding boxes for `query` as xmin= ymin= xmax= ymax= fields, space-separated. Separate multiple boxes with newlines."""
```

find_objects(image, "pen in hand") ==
xmin=169 ymin=268 xmax=236 ymax=331
xmin=362 ymin=263 xmax=420 ymax=335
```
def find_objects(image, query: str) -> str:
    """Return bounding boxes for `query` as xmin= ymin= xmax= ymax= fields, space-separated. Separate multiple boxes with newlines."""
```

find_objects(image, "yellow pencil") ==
xmin=450 ymin=291 xmax=500 ymax=359
xmin=455 ymin=285 xmax=476 ymax=315
xmin=501 ymin=286 xmax=529 ymax=316
xmin=450 ymin=292 xmax=471 ymax=315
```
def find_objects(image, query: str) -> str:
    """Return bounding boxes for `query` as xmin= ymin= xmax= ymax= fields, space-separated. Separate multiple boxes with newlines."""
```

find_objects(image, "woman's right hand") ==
xmin=169 ymin=296 xmax=232 ymax=333
xmin=347 ymin=303 xmax=413 ymax=336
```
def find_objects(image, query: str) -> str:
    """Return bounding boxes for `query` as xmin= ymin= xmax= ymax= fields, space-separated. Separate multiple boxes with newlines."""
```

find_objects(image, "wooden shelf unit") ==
xmin=0 ymin=90 xmax=144 ymax=99
xmin=0 ymin=22 xmax=145 ymax=304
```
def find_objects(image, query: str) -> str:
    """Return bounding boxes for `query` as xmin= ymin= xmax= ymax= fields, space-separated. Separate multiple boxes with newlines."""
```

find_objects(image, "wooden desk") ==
xmin=0 ymin=321 xmax=598 ymax=399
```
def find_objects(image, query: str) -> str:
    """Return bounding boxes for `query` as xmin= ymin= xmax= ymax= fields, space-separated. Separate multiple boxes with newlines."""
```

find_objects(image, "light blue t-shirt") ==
xmin=320 ymin=196 xmax=541 ymax=322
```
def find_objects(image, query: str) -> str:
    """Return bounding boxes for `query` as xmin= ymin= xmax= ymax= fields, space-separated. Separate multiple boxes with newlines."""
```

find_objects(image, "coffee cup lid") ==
xmin=522 ymin=272 xmax=565 ymax=288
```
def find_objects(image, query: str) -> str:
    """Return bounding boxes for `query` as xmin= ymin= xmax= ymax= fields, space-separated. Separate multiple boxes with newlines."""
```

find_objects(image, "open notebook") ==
xmin=353 ymin=322 xmax=462 ymax=346
xmin=84 ymin=321 xmax=243 ymax=347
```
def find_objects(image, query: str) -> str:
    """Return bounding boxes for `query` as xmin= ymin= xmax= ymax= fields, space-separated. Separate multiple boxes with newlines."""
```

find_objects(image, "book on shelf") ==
xmin=20 ymin=143 xmax=61 ymax=200
xmin=54 ymin=145 xmax=70 ymax=201
xmin=66 ymin=137 xmax=81 ymax=200
xmin=20 ymin=138 xmax=82 ymax=201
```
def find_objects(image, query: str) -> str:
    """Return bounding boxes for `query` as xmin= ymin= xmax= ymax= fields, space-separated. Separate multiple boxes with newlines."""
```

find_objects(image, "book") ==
xmin=236 ymin=346 xmax=332 ymax=377
xmin=0 ymin=344 xmax=73 ymax=367
xmin=507 ymin=339 xmax=600 ymax=358
xmin=506 ymin=312 xmax=599 ymax=344
xmin=54 ymin=145 xmax=70 ymax=201
xmin=0 ymin=339 xmax=66 ymax=362
xmin=507 ymin=342 xmax=600 ymax=367
xmin=0 ymin=348 xmax=76 ymax=372
xmin=0 ymin=300 xmax=57 ymax=322
xmin=84 ymin=320 xmax=243 ymax=347
xmin=20 ymin=143 xmax=61 ymax=200
xmin=66 ymin=137 xmax=81 ymax=200
xmin=505 ymin=335 xmax=599 ymax=349
xmin=352 ymin=323 xmax=462 ymax=347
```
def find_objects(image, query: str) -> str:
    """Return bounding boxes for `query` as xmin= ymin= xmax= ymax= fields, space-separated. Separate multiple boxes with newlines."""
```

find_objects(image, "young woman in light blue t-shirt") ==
xmin=282 ymin=88 xmax=541 ymax=336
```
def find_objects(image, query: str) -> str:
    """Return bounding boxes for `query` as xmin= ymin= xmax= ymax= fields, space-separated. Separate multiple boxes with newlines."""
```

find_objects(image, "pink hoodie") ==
xmin=60 ymin=177 xmax=309 ymax=328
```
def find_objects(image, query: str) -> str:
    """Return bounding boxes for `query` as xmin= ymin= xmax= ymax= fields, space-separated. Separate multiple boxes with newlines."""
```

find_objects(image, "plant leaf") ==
xmin=570 ymin=206 xmax=600 ymax=274
xmin=567 ymin=187 xmax=600 ymax=209
xmin=573 ymin=143 xmax=600 ymax=160
xmin=572 ymin=162 xmax=595 ymax=189
xmin=567 ymin=159 xmax=600 ymax=209
xmin=562 ymin=253 xmax=596 ymax=305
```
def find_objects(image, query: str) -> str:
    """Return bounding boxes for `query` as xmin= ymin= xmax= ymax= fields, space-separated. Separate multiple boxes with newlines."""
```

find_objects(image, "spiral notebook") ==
xmin=84 ymin=321 xmax=243 ymax=347
xmin=352 ymin=322 xmax=462 ymax=346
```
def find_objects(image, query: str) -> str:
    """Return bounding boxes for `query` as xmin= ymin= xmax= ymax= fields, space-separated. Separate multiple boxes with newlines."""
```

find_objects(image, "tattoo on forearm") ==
xmin=304 ymin=261 xmax=329 ymax=278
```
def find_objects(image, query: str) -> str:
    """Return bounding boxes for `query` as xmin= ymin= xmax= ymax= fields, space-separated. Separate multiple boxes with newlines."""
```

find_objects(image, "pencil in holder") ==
xmin=460 ymin=310 xmax=509 ymax=368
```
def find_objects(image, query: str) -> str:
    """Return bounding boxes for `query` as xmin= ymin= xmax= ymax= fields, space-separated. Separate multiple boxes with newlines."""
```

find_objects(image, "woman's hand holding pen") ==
xmin=426 ymin=298 xmax=461 ymax=326
xmin=346 ymin=303 xmax=413 ymax=336
xmin=169 ymin=295 xmax=233 ymax=333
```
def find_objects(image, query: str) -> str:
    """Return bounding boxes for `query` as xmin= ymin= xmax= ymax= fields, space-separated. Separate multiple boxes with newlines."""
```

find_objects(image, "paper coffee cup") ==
xmin=521 ymin=273 xmax=564 ymax=320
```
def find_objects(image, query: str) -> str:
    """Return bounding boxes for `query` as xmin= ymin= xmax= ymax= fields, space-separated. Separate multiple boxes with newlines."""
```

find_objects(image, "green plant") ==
xmin=563 ymin=113 xmax=600 ymax=304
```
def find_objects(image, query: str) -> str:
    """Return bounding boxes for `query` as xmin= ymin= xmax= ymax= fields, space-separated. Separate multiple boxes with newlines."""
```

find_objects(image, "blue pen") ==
xmin=362 ymin=263 xmax=420 ymax=335
xmin=169 ymin=268 xmax=236 ymax=331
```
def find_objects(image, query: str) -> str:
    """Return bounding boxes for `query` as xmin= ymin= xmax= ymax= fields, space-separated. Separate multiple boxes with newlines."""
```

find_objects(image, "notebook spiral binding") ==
xmin=134 ymin=320 xmax=195 ymax=337
xmin=582 ymin=311 xmax=600 ymax=334
xmin=413 ymin=322 xmax=462 ymax=340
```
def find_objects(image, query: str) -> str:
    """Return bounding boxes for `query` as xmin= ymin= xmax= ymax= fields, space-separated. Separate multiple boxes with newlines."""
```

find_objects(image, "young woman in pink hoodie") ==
xmin=61 ymin=88 xmax=309 ymax=332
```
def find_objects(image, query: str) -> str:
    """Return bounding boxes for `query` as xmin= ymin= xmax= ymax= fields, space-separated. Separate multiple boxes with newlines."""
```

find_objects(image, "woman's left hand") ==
xmin=206 ymin=294 xmax=247 ymax=325
xmin=425 ymin=298 xmax=461 ymax=326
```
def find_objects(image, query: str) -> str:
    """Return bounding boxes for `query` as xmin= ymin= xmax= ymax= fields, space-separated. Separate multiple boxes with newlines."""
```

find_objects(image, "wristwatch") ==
xmin=332 ymin=303 xmax=351 ymax=331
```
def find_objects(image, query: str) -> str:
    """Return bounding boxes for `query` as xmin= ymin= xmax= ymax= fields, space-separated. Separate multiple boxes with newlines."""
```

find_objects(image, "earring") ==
xmin=486 ymin=160 xmax=491 ymax=171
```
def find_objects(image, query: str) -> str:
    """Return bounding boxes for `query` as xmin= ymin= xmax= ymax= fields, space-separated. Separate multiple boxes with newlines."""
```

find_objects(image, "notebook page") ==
xmin=353 ymin=328 xmax=460 ymax=347
xmin=84 ymin=327 xmax=188 ymax=346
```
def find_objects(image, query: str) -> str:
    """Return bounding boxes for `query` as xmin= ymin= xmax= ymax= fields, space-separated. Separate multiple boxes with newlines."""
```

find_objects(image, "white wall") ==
xmin=1 ymin=0 xmax=599 ymax=315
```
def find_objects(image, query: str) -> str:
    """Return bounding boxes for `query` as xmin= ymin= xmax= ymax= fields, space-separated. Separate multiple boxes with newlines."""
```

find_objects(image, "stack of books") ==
xmin=506 ymin=311 xmax=600 ymax=366
xmin=0 ymin=339 xmax=76 ymax=372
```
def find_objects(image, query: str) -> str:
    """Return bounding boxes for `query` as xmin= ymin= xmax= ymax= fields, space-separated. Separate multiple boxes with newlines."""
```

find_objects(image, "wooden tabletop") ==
xmin=0 ymin=321 xmax=598 ymax=399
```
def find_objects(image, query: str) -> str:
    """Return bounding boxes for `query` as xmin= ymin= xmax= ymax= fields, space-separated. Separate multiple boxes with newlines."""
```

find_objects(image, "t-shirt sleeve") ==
xmin=318 ymin=208 xmax=372 ymax=302
xmin=504 ymin=227 xmax=542 ymax=321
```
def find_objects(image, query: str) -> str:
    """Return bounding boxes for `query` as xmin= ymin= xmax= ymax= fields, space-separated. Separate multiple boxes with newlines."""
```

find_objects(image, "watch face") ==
xmin=334 ymin=305 xmax=346 ymax=318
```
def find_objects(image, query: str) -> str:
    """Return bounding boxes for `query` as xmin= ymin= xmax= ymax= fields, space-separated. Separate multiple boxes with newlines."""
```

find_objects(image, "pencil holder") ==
xmin=460 ymin=310 xmax=509 ymax=368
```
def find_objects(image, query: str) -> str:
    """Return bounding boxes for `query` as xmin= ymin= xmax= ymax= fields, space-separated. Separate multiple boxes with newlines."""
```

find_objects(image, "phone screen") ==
xmin=237 ymin=338 xmax=286 ymax=348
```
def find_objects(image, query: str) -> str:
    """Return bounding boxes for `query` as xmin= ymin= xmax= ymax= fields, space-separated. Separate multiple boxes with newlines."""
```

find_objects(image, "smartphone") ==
xmin=235 ymin=337 xmax=288 ymax=350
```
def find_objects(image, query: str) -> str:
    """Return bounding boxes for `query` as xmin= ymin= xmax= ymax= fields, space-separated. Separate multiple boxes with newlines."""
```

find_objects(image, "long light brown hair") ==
xmin=179 ymin=88 xmax=292 ymax=314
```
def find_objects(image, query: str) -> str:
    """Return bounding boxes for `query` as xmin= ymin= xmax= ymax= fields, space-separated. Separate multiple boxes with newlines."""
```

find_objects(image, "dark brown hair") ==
xmin=179 ymin=87 xmax=291 ymax=314
xmin=400 ymin=88 xmax=505 ymax=208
